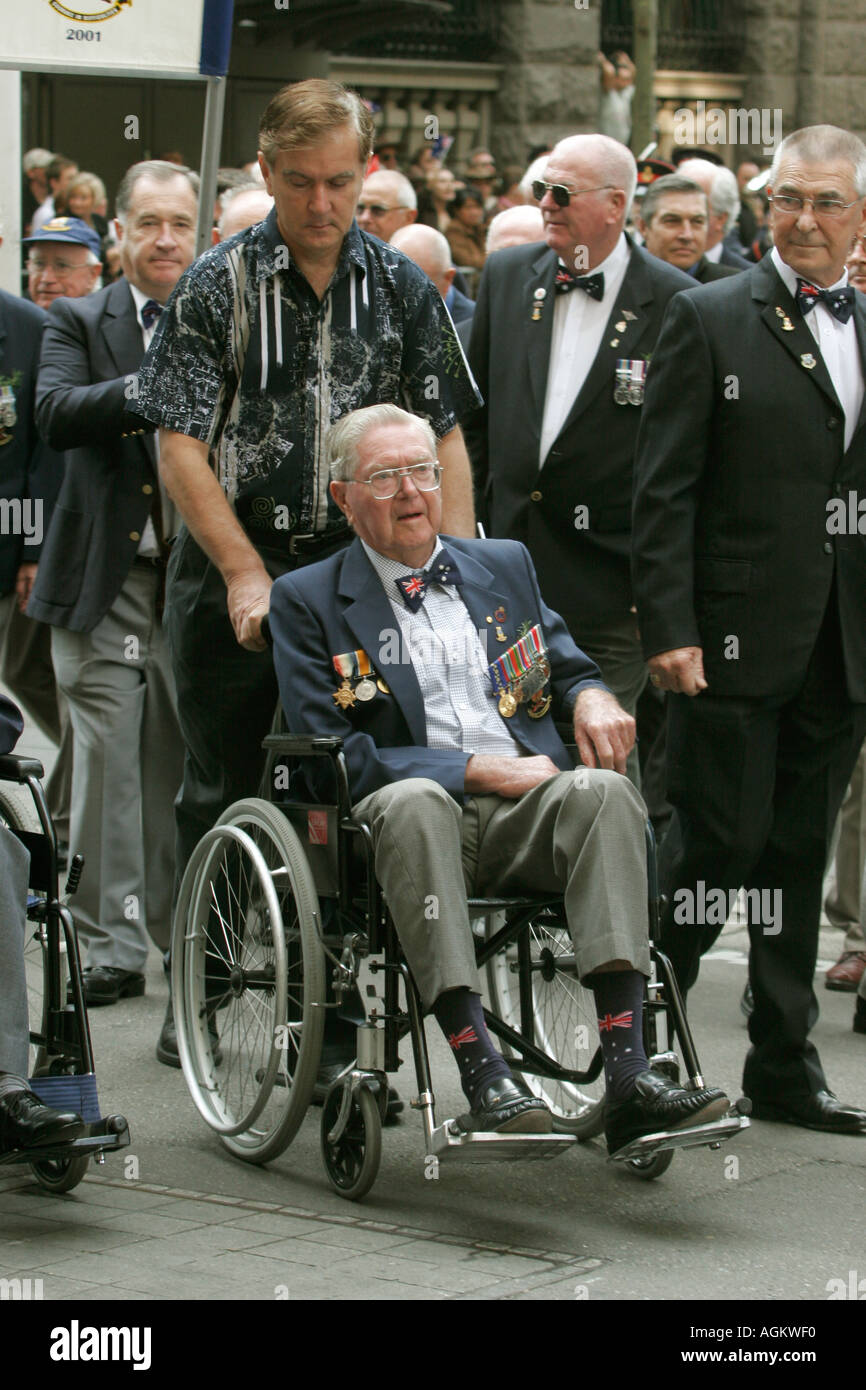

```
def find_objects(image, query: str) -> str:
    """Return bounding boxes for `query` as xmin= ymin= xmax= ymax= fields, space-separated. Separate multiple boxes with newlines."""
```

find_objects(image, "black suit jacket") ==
xmin=720 ymin=237 xmax=752 ymax=270
xmin=691 ymin=256 xmax=741 ymax=284
xmin=0 ymin=291 xmax=63 ymax=593
xmin=463 ymin=236 xmax=694 ymax=623
xmin=632 ymin=256 xmax=866 ymax=700
xmin=29 ymin=279 xmax=158 ymax=632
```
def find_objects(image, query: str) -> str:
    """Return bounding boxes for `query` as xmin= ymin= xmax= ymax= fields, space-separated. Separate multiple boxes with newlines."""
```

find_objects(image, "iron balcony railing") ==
xmin=601 ymin=0 xmax=746 ymax=72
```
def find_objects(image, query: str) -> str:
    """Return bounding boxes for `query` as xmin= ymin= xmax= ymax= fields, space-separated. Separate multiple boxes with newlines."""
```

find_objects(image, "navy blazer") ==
xmin=270 ymin=535 xmax=607 ymax=806
xmin=28 ymin=278 xmax=158 ymax=633
xmin=0 ymin=290 xmax=64 ymax=594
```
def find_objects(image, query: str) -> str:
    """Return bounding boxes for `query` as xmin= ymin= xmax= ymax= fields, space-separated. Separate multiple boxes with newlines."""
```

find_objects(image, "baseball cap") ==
xmin=23 ymin=216 xmax=102 ymax=259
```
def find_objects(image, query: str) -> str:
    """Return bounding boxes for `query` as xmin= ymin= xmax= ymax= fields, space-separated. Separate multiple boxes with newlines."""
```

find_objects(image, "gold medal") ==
xmin=376 ymin=677 xmax=391 ymax=694
xmin=498 ymin=690 xmax=518 ymax=718
xmin=333 ymin=681 xmax=357 ymax=709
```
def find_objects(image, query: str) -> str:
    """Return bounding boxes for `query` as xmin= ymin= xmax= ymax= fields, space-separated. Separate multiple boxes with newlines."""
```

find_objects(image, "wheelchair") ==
xmin=0 ymin=755 xmax=130 ymax=1193
xmin=171 ymin=731 xmax=750 ymax=1202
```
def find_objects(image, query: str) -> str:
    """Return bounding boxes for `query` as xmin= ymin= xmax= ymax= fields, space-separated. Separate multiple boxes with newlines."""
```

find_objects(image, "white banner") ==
xmin=0 ymin=1 xmax=229 ymax=79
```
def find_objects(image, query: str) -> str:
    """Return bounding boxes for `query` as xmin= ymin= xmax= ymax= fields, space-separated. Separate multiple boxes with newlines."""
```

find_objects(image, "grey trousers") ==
xmin=557 ymin=608 xmax=646 ymax=790
xmin=50 ymin=567 xmax=184 ymax=970
xmin=0 ymin=823 xmax=31 ymax=1077
xmin=824 ymin=738 xmax=866 ymax=953
xmin=352 ymin=769 xmax=651 ymax=1012
xmin=0 ymin=593 xmax=73 ymax=840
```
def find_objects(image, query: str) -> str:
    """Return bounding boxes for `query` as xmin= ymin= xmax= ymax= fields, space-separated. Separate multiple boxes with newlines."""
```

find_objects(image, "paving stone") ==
xmin=222 ymin=1213 xmax=321 ymax=1238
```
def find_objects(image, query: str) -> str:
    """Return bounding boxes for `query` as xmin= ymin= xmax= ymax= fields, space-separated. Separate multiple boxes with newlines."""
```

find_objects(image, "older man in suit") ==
xmin=632 ymin=124 xmax=866 ymax=1133
xmin=464 ymin=135 xmax=694 ymax=786
xmin=28 ymin=161 xmax=197 ymax=1010
xmin=269 ymin=403 xmax=728 ymax=1149
xmin=636 ymin=174 xmax=741 ymax=284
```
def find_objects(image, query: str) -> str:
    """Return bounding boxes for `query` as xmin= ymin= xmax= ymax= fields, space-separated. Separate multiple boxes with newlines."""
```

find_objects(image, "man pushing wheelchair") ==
xmin=268 ymin=404 xmax=729 ymax=1152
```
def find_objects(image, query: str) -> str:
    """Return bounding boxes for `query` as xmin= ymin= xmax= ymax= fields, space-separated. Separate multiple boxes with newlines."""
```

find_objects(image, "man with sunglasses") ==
xmin=464 ymin=134 xmax=693 ymax=786
xmin=633 ymin=124 xmax=866 ymax=1134
xmin=269 ymin=403 xmax=729 ymax=1143
xmin=356 ymin=169 xmax=417 ymax=243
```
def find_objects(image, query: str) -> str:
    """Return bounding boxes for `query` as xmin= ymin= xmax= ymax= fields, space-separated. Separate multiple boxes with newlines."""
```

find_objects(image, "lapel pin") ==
xmin=610 ymin=338 xmax=620 ymax=347
xmin=801 ymin=353 xmax=817 ymax=369
xmin=485 ymin=614 xmax=493 ymax=624
xmin=532 ymin=286 xmax=546 ymax=321
xmin=776 ymin=305 xmax=795 ymax=331
xmin=622 ymin=309 xmax=637 ymax=321
xmin=615 ymin=320 xmax=627 ymax=333
xmin=494 ymin=606 xmax=506 ymax=622
xmin=495 ymin=626 xmax=507 ymax=642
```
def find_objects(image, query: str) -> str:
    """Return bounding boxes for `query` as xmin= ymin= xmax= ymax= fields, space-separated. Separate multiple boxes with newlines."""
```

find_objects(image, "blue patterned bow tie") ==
xmin=796 ymin=279 xmax=856 ymax=324
xmin=141 ymin=299 xmax=163 ymax=330
xmin=395 ymin=547 xmax=463 ymax=612
xmin=555 ymin=267 xmax=605 ymax=300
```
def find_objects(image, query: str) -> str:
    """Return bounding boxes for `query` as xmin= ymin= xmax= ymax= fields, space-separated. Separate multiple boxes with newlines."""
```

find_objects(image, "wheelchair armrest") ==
xmin=262 ymin=734 xmax=343 ymax=757
xmin=0 ymin=754 xmax=45 ymax=783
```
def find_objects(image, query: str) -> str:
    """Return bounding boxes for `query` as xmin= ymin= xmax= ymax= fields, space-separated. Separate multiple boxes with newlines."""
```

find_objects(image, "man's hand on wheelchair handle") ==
xmin=572 ymin=688 xmax=635 ymax=775
xmin=465 ymin=753 xmax=561 ymax=798
xmin=226 ymin=567 xmax=273 ymax=651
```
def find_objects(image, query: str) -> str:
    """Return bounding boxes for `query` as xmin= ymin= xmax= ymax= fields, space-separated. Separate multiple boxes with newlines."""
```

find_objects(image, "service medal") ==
xmin=498 ymin=691 xmax=518 ymax=718
xmin=355 ymin=678 xmax=377 ymax=702
xmin=333 ymin=681 xmax=357 ymax=709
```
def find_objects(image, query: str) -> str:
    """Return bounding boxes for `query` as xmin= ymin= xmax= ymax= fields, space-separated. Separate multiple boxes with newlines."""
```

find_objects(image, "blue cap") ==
xmin=24 ymin=216 xmax=102 ymax=259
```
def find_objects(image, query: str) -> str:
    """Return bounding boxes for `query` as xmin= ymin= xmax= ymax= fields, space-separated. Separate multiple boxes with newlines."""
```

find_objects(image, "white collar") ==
xmin=771 ymin=244 xmax=849 ymax=299
xmin=558 ymin=231 xmax=630 ymax=289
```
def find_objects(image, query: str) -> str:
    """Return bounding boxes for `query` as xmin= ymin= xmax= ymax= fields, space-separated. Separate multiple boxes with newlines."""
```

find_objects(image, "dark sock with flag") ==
xmin=590 ymin=970 xmax=649 ymax=1101
xmin=432 ymin=987 xmax=511 ymax=1108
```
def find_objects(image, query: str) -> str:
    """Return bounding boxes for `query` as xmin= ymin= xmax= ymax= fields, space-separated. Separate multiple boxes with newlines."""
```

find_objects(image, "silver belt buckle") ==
xmin=288 ymin=532 xmax=315 ymax=555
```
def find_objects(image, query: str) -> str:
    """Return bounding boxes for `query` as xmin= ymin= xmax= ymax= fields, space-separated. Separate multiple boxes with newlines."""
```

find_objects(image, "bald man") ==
xmin=357 ymin=170 xmax=417 ymax=243
xmin=486 ymin=205 xmax=545 ymax=255
xmin=676 ymin=158 xmax=751 ymax=270
xmin=214 ymin=184 xmax=274 ymax=242
xmin=390 ymin=223 xmax=475 ymax=326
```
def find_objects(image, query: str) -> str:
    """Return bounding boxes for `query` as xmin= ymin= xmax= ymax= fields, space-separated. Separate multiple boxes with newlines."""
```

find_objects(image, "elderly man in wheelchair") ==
xmin=263 ymin=402 xmax=731 ymax=1155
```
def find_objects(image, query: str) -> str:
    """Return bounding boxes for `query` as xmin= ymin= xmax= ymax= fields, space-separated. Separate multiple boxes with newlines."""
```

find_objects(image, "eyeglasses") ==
xmin=768 ymin=193 xmax=862 ymax=219
xmin=357 ymin=202 xmax=405 ymax=217
xmin=348 ymin=461 xmax=442 ymax=500
xmin=27 ymin=256 xmax=91 ymax=275
xmin=532 ymin=181 xmax=614 ymax=207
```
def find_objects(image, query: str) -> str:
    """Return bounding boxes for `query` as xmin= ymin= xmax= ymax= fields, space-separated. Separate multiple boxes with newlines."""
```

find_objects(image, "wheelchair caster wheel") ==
xmin=30 ymin=1153 xmax=90 ymax=1194
xmin=625 ymin=1148 xmax=674 ymax=1181
xmin=321 ymin=1084 xmax=381 ymax=1201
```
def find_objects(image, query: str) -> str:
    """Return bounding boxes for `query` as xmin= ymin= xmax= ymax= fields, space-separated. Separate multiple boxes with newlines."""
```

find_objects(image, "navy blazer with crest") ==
xmin=269 ymin=535 xmax=607 ymax=806
xmin=28 ymin=278 xmax=159 ymax=633
xmin=633 ymin=255 xmax=866 ymax=700
xmin=463 ymin=236 xmax=694 ymax=624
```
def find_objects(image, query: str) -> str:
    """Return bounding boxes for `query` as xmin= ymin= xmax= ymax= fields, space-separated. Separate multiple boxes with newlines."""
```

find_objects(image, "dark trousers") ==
xmin=658 ymin=599 xmax=866 ymax=1100
xmin=165 ymin=528 xmax=350 ymax=886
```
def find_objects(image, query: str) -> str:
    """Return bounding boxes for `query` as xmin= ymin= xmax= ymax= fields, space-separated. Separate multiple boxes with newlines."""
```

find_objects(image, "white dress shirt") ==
xmin=129 ymin=282 xmax=177 ymax=555
xmin=704 ymin=240 xmax=723 ymax=265
xmin=361 ymin=539 xmax=523 ymax=758
xmin=771 ymin=245 xmax=864 ymax=451
xmin=539 ymin=233 xmax=631 ymax=467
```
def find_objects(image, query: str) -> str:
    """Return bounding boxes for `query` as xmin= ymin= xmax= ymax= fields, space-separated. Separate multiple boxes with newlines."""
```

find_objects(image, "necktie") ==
xmin=554 ymin=267 xmax=605 ymax=300
xmin=395 ymin=547 xmax=463 ymax=613
xmin=795 ymin=279 xmax=856 ymax=324
xmin=141 ymin=299 xmax=163 ymax=331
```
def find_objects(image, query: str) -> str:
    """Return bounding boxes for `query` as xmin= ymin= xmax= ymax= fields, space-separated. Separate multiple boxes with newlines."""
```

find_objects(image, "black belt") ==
xmin=287 ymin=527 xmax=351 ymax=557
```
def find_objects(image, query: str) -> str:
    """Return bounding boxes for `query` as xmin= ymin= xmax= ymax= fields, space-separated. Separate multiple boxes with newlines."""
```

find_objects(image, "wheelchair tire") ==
xmin=625 ymin=1149 xmax=675 ymax=1181
xmin=484 ymin=912 xmax=607 ymax=1139
xmin=320 ymin=1083 xmax=381 ymax=1202
xmin=172 ymin=799 xmax=325 ymax=1164
xmin=0 ymin=784 xmax=40 ymax=836
xmin=30 ymin=1153 xmax=90 ymax=1194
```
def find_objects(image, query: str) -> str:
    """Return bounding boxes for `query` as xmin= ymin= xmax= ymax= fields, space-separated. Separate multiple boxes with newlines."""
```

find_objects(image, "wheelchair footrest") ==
xmin=607 ymin=1110 xmax=750 ymax=1164
xmin=429 ymin=1122 xmax=577 ymax=1163
xmin=0 ymin=1114 xmax=130 ymax=1167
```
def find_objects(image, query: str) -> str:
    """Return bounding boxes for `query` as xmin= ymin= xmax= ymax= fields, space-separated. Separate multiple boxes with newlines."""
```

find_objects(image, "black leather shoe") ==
xmin=456 ymin=1076 xmax=553 ymax=1134
xmin=70 ymin=966 xmax=145 ymax=1007
xmin=747 ymin=1089 xmax=866 ymax=1133
xmin=854 ymin=998 xmax=866 ymax=1035
xmin=0 ymin=1087 xmax=85 ymax=1152
xmin=310 ymin=1063 xmax=404 ymax=1125
xmin=156 ymin=999 xmax=222 ymax=1068
xmin=606 ymin=1069 xmax=729 ymax=1155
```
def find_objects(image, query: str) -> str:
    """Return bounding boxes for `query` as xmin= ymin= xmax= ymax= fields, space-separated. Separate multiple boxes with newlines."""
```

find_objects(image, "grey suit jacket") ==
xmin=28 ymin=279 xmax=159 ymax=633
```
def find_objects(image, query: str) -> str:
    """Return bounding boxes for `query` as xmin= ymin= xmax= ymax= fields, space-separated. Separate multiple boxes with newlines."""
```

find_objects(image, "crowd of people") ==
xmin=2 ymin=78 xmax=865 ymax=1157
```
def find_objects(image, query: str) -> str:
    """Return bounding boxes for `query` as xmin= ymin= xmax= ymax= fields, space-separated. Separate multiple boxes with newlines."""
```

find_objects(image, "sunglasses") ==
xmin=532 ymin=180 xmax=615 ymax=208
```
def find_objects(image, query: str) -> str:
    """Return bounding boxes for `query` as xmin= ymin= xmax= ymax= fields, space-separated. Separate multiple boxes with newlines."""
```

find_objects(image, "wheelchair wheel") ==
xmin=485 ymin=912 xmax=606 ymax=1139
xmin=625 ymin=1149 xmax=675 ymax=1181
xmin=320 ymin=1084 xmax=381 ymax=1201
xmin=30 ymin=1153 xmax=90 ymax=1194
xmin=173 ymin=799 xmax=325 ymax=1164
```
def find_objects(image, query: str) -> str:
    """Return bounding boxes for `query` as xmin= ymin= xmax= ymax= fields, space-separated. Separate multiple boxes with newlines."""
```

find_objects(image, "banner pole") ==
xmin=196 ymin=73 xmax=227 ymax=256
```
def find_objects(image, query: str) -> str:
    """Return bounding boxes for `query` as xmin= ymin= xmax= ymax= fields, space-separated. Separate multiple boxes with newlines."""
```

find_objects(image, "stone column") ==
xmin=490 ymin=0 xmax=601 ymax=165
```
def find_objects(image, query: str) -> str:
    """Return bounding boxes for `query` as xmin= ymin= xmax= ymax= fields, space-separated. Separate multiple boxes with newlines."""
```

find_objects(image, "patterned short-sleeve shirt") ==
xmin=133 ymin=210 xmax=481 ymax=551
